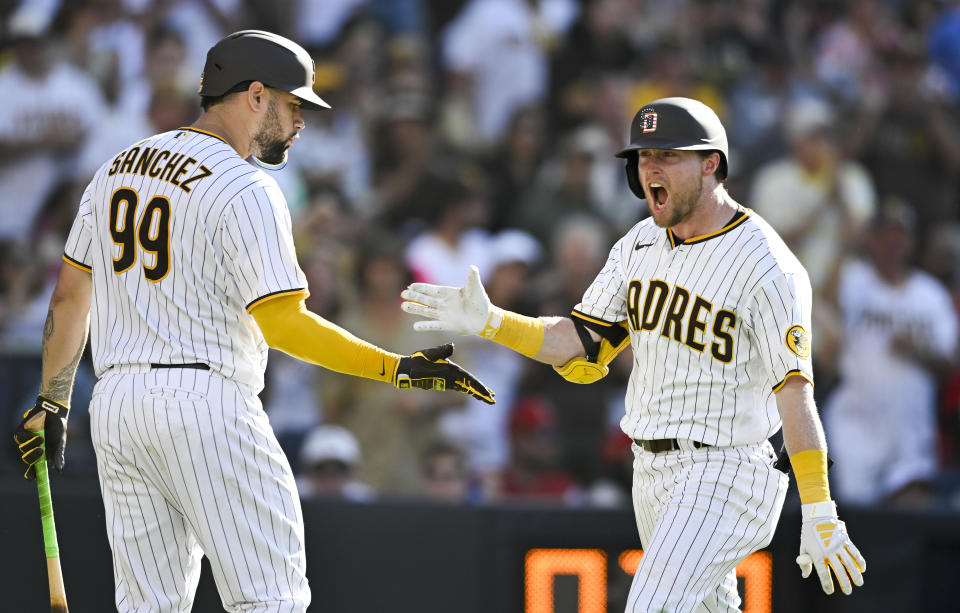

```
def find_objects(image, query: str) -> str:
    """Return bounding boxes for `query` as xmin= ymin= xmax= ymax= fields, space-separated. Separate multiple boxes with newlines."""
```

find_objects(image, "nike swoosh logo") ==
xmin=378 ymin=360 xmax=385 ymax=377
xmin=635 ymin=242 xmax=655 ymax=250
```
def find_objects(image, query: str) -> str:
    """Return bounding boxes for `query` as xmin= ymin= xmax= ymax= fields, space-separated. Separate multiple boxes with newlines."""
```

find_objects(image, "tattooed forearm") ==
xmin=39 ymin=305 xmax=89 ymax=405
xmin=43 ymin=307 xmax=54 ymax=343
xmin=41 ymin=341 xmax=85 ymax=404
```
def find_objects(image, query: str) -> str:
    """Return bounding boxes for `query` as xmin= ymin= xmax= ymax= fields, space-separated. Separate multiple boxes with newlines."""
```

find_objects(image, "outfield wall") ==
xmin=2 ymin=478 xmax=957 ymax=612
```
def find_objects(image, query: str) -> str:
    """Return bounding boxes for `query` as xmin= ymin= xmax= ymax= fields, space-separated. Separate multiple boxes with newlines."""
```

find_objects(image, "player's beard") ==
xmin=251 ymin=97 xmax=292 ymax=166
xmin=649 ymin=178 xmax=702 ymax=228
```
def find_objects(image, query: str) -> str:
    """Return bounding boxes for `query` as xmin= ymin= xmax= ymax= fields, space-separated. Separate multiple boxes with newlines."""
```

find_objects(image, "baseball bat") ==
xmin=25 ymin=412 xmax=69 ymax=613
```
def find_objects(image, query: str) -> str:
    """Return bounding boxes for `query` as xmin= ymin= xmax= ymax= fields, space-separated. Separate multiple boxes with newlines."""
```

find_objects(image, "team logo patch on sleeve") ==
xmin=785 ymin=325 xmax=811 ymax=359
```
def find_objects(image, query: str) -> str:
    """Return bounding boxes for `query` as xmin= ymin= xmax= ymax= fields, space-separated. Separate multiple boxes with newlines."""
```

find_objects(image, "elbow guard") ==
xmin=554 ymin=357 xmax=611 ymax=384
xmin=553 ymin=316 xmax=630 ymax=384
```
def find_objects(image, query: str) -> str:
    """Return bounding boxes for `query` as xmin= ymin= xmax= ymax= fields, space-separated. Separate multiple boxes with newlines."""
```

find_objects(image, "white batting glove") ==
xmin=400 ymin=266 xmax=498 ymax=337
xmin=797 ymin=501 xmax=866 ymax=595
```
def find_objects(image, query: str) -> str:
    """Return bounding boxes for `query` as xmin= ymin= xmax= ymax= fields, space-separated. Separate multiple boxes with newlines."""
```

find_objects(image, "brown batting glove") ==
xmin=13 ymin=396 xmax=70 ymax=481
xmin=394 ymin=343 xmax=495 ymax=404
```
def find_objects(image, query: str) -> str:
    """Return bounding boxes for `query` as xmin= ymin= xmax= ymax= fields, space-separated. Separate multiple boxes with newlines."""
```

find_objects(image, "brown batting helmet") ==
xmin=616 ymin=97 xmax=728 ymax=200
xmin=198 ymin=30 xmax=330 ymax=110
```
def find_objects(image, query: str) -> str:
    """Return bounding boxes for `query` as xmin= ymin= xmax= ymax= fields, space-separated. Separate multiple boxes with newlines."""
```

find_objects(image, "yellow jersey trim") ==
xmin=179 ymin=127 xmax=230 ymax=146
xmin=570 ymin=310 xmax=618 ymax=327
xmin=62 ymin=254 xmax=92 ymax=273
xmin=246 ymin=288 xmax=308 ymax=313
xmin=771 ymin=369 xmax=814 ymax=393
xmin=668 ymin=209 xmax=751 ymax=247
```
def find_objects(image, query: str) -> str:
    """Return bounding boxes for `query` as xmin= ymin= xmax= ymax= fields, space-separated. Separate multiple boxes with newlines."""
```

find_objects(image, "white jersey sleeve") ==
xmin=747 ymin=272 xmax=814 ymax=391
xmin=63 ymin=186 xmax=94 ymax=271
xmin=574 ymin=232 xmax=633 ymax=323
xmin=219 ymin=182 xmax=309 ymax=311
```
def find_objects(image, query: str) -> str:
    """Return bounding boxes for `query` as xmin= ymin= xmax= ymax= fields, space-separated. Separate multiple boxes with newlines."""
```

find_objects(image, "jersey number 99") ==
xmin=110 ymin=187 xmax=171 ymax=282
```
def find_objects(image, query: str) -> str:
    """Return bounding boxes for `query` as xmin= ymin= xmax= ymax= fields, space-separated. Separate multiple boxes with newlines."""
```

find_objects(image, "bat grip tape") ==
xmin=36 ymin=433 xmax=61 ymax=559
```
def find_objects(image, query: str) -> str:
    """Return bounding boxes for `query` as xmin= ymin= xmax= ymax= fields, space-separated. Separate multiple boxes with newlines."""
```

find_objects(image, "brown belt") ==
xmin=634 ymin=438 xmax=711 ymax=453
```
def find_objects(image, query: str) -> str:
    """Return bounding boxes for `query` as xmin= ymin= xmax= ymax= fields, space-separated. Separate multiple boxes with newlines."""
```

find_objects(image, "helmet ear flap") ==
xmin=623 ymin=154 xmax=646 ymax=200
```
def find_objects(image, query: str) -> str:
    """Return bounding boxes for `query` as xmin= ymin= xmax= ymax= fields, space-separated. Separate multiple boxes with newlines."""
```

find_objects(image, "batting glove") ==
xmin=401 ymin=266 xmax=494 ymax=337
xmin=394 ymin=343 xmax=495 ymax=404
xmin=13 ymin=396 xmax=70 ymax=481
xmin=797 ymin=501 xmax=866 ymax=595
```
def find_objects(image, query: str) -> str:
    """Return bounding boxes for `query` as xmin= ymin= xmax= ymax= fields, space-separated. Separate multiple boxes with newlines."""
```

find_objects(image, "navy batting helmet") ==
xmin=198 ymin=30 xmax=330 ymax=111
xmin=615 ymin=97 xmax=728 ymax=200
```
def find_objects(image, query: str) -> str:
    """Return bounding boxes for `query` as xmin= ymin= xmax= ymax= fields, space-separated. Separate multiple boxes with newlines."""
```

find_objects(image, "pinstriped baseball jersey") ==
xmin=62 ymin=127 xmax=307 ymax=392
xmin=574 ymin=209 xmax=813 ymax=447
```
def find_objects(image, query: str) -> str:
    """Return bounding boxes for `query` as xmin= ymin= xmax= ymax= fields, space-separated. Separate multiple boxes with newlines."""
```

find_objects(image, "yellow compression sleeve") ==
xmin=251 ymin=294 xmax=399 ymax=383
xmin=791 ymin=449 xmax=831 ymax=504
xmin=481 ymin=307 xmax=544 ymax=358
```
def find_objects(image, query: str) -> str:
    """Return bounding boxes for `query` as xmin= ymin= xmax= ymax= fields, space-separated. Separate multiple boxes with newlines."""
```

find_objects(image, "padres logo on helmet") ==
xmin=784 ymin=325 xmax=810 ymax=359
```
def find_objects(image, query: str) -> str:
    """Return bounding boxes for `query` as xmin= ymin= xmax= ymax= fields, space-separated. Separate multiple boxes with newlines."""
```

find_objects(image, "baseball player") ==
xmin=12 ymin=30 xmax=493 ymax=613
xmin=402 ymin=97 xmax=865 ymax=612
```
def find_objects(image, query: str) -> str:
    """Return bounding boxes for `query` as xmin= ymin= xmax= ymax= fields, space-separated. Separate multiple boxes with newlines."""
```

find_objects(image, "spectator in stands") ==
xmin=437 ymin=230 xmax=541 ymax=484
xmin=405 ymin=177 xmax=492 ymax=286
xmin=298 ymin=425 xmax=375 ymax=501
xmin=531 ymin=214 xmax=612 ymax=317
xmin=320 ymin=234 xmax=450 ymax=495
xmin=483 ymin=105 xmax=547 ymax=232
xmin=824 ymin=201 xmax=958 ymax=508
xmin=725 ymin=43 xmax=825 ymax=192
xmin=494 ymin=396 xmax=580 ymax=504
xmin=117 ymin=24 xmax=192 ymax=119
xmin=548 ymin=0 xmax=634 ymax=133
xmin=626 ymin=35 xmax=726 ymax=125
xmin=584 ymin=429 xmax=633 ymax=508
xmin=419 ymin=439 xmax=472 ymax=504
xmin=846 ymin=36 xmax=960 ymax=238
xmin=0 ymin=5 xmax=105 ymax=243
xmin=440 ymin=0 xmax=577 ymax=148
xmin=510 ymin=125 xmax=616 ymax=246
xmin=812 ymin=0 xmax=900 ymax=105
xmin=750 ymin=98 xmax=876 ymax=388
xmin=368 ymin=89 xmax=451 ymax=234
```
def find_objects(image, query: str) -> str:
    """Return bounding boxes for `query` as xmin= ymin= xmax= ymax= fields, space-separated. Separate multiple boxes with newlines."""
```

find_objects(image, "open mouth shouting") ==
xmin=648 ymin=182 xmax=669 ymax=211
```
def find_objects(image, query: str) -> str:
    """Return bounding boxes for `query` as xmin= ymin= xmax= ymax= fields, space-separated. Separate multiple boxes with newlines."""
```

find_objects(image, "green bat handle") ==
xmin=27 ymin=422 xmax=69 ymax=612
xmin=35 ymin=434 xmax=60 ymax=559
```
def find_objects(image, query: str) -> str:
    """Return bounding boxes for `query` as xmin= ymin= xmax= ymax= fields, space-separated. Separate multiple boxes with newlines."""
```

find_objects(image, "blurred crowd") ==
xmin=2 ymin=0 xmax=960 ymax=512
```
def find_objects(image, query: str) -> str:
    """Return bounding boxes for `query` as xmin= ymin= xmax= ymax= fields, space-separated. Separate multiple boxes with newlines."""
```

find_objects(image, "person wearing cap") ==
xmin=823 ymin=199 xmax=957 ymax=508
xmin=11 ymin=30 xmax=494 ymax=613
xmin=403 ymin=97 xmax=866 ymax=610
xmin=297 ymin=424 xmax=374 ymax=502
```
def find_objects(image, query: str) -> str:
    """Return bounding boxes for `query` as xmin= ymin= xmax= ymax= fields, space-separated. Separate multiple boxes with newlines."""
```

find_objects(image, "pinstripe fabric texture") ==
xmin=63 ymin=128 xmax=308 ymax=394
xmin=628 ymin=441 xmax=787 ymax=612
xmin=92 ymin=367 xmax=308 ymax=612
xmin=576 ymin=210 xmax=813 ymax=447
xmin=575 ymin=209 xmax=806 ymax=612
xmin=64 ymin=128 xmax=311 ymax=611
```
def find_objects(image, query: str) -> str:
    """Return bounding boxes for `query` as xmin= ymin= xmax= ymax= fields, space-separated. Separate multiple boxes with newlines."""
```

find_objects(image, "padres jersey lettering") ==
xmin=575 ymin=209 xmax=813 ymax=446
xmin=63 ymin=127 xmax=308 ymax=393
xmin=625 ymin=280 xmax=737 ymax=361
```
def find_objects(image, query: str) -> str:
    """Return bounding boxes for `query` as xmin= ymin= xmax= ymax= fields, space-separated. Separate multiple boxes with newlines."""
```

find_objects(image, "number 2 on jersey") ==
xmin=110 ymin=187 xmax=170 ymax=282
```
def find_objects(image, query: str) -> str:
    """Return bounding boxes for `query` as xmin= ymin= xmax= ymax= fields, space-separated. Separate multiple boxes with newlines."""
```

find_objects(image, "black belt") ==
xmin=150 ymin=362 xmax=209 ymax=370
xmin=634 ymin=438 xmax=711 ymax=453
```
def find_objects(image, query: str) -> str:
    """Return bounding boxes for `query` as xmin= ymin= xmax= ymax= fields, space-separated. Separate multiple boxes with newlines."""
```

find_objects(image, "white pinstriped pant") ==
xmin=90 ymin=366 xmax=310 ymax=612
xmin=627 ymin=440 xmax=787 ymax=613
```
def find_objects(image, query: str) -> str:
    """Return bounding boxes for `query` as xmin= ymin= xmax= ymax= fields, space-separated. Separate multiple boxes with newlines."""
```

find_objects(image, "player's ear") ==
xmin=246 ymin=81 xmax=268 ymax=112
xmin=701 ymin=152 xmax=719 ymax=177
